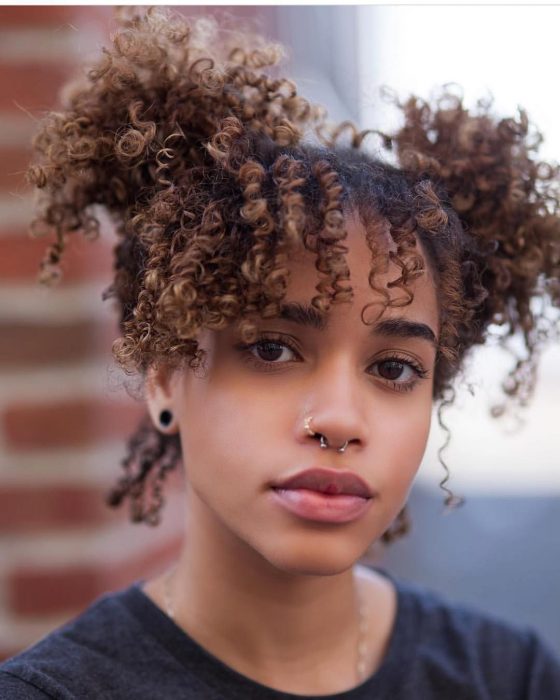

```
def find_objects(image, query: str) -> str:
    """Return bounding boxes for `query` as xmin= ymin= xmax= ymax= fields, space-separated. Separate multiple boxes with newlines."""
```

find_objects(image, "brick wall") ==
xmin=0 ymin=7 xmax=186 ymax=660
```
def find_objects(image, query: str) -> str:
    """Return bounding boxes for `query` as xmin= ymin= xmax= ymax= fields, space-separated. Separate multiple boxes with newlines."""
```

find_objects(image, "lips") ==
xmin=272 ymin=467 xmax=373 ymax=499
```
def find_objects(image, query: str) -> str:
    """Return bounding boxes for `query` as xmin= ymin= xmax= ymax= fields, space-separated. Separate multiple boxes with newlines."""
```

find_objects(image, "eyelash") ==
xmin=235 ymin=334 xmax=429 ymax=393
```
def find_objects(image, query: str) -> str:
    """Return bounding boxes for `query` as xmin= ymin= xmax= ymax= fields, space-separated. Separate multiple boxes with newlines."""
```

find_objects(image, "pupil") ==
xmin=258 ymin=342 xmax=283 ymax=361
xmin=379 ymin=360 xmax=403 ymax=380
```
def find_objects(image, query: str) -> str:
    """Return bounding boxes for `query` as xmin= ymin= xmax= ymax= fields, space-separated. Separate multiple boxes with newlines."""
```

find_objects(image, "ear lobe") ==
xmin=145 ymin=364 xmax=179 ymax=434
xmin=146 ymin=363 xmax=175 ymax=401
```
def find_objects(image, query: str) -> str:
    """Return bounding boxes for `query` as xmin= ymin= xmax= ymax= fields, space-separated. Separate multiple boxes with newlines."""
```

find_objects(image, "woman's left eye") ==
xmin=369 ymin=357 xmax=427 ymax=391
xmin=372 ymin=359 xmax=415 ymax=382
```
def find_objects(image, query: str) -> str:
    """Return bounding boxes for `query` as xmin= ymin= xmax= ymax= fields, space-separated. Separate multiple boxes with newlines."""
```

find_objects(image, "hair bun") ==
xmin=26 ymin=6 xmax=324 ymax=289
xmin=383 ymin=86 xmax=560 ymax=411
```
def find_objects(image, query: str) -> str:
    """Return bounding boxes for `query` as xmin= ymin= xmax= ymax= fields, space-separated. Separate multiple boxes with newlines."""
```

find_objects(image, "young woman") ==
xmin=1 ymin=6 xmax=559 ymax=698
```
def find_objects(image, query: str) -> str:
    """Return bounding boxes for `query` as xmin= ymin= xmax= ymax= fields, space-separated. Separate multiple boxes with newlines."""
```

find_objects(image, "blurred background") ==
xmin=0 ymin=5 xmax=558 ymax=660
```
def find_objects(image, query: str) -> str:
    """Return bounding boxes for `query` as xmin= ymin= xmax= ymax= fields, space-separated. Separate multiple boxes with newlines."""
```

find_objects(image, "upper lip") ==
xmin=272 ymin=467 xmax=373 ymax=498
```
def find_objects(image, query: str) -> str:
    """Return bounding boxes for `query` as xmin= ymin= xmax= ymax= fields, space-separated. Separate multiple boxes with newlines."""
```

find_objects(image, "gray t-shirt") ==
xmin=1 ymin=569 xmax=559 ymax=699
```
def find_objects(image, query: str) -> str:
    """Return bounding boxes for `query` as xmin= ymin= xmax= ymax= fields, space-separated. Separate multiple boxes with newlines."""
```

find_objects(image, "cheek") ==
xmin=177 ymin=378 xmax=273 ymax=489
xmin=374 ymin=398 xmax=432 ymax=493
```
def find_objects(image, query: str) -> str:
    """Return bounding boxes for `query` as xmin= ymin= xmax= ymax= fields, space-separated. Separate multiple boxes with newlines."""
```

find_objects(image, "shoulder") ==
xmin=389 ymin=572 xmax=560 ymax=699
xmin=0 ymin=670 xmax=54 ymax=698
xmin=0 ymin=584 xmax=147 ymax=699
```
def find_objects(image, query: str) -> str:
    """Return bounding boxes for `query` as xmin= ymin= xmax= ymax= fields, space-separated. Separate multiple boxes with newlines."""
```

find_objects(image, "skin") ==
xmin=143 ymin=213 xmax=439 ymax=694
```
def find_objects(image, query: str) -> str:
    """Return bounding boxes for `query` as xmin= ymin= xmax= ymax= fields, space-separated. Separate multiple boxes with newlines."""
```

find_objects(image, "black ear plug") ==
xmin=159 ymin=409 xmax=173 ymax=427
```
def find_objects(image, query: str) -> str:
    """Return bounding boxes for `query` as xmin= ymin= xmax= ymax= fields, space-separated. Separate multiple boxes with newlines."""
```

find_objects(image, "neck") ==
xmin=165 ymin=494 xmax=369 ymax=694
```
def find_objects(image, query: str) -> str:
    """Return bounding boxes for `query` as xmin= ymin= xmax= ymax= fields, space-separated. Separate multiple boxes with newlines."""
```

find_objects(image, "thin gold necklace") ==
xmin=163 ymin=568 xmax=369 ymax=684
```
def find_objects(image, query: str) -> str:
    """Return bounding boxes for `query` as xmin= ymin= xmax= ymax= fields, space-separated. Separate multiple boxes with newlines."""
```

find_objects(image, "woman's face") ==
xmin=151 ymin=214 xmax=439 ymax=575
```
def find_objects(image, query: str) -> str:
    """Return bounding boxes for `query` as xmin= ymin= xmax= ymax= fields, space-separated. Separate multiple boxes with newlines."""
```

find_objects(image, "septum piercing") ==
xmin=304 ymin=416 xmax=349 ymax=454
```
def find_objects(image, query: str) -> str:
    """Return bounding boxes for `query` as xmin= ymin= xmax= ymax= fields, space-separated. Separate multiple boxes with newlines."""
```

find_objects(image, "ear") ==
xmin=145 ymin=363 xmax=179 ymax=435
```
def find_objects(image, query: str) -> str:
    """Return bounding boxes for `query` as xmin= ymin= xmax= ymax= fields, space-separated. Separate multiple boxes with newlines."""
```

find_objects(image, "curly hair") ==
xmin=26 ymin=6 xmax=560 ymax=543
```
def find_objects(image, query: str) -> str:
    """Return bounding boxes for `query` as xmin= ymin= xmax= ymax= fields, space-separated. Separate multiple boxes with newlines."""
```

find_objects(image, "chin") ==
xmin=260 ymin=537 xmax=369 ymax=577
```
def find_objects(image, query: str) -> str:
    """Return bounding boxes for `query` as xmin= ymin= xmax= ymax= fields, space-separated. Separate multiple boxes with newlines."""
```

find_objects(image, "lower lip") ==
xmin=270 ymin=488 xmax=373 ymax=523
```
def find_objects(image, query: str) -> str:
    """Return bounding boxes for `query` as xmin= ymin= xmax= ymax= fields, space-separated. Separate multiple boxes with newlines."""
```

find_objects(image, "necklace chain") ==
xmin=163 ymin=568 xmax=368 ymax=684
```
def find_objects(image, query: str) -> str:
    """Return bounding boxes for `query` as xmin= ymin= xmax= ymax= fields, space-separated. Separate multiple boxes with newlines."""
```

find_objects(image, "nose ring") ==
xmin=304 ymin=416 xmax=316 ymax=437
xmin=304 ymin=416 xmax=349 ymax=454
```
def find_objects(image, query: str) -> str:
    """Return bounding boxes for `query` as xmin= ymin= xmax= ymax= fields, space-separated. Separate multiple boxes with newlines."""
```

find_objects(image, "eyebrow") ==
xmin=278 ymin=302 xmax=437 ymax=346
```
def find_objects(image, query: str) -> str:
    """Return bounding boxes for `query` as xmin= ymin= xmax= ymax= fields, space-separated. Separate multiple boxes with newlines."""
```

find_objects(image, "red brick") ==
xmin=8 ymin=533 xmax=183 ymax=615
xmin=0 ymin=63 xmax=73 ymax=113
xmin=0 ymin=319 xmax=118 ymax=368
xmin=0 ymin=6 xmax=111 ymax=28
xmin=10 ymin=566 xmax=101 ymax=616
xmin=0 ymin=484 xmax=117 ymax=533
xmin=3 ymin=399 xmax=145 ymax=450
xmin=0 ymin=458 xmax=184 ymax=535
xmin=0 ymin=146 xmax=31 ymax=190
xmin=0 ymin=230 xmax=114 ymax=283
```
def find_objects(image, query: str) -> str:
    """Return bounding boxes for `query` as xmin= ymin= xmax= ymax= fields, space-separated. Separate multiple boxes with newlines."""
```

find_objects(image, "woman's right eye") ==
xmin=236 ymin=338 xmax=299 ymax=367
xmin=248 ymin=340 xmax=298 ymax=363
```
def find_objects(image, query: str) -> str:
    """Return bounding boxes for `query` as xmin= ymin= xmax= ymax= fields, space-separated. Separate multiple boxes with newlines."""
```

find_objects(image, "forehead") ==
xmin=284 ymin=214 xmax=439 ymax=335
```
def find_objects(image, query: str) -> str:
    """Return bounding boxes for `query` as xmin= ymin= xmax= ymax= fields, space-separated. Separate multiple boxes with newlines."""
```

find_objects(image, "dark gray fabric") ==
xmin=1 ymin=568 xmax=559 ymax=699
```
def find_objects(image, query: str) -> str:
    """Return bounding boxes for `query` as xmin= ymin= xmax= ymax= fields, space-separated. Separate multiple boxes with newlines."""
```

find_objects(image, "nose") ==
xmin=299 ymin=357 xmax=369 ymax=452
